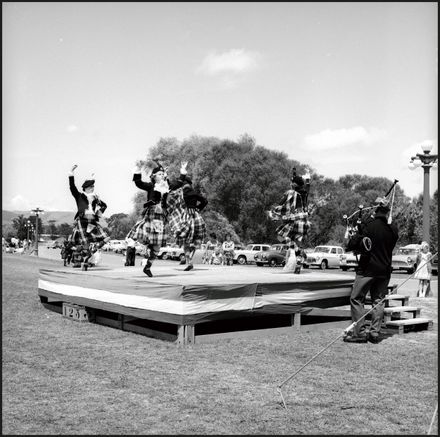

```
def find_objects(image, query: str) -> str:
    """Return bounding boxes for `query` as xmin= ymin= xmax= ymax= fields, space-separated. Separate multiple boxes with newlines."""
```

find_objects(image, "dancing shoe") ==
xmin=184 ymin=264 xmax=194 ymax=271
xmin=143 ymin=263 xmax=153 ymax=277
xmin=81 ymin=262 xmax=89 ymax=271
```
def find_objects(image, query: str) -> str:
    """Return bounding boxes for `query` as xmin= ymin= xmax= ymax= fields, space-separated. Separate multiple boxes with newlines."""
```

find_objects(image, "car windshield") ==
xmin=245 ymin=245 xmax=254 ymax=250
xmin=314 ymin=246 xmax=330 ymax=253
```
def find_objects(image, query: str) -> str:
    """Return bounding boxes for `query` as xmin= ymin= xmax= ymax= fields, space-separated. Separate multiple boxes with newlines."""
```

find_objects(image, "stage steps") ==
xmin=366 ymin=284 xmax=433 ymax=335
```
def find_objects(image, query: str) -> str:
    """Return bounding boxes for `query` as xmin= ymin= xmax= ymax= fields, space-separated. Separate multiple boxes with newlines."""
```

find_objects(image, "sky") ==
xmin=2 ymin=2 xmax=438 ymax=218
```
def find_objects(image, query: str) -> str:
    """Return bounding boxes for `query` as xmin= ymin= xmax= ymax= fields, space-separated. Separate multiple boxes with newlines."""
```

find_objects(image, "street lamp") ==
xmin=408 ymin=144 xmax=438 ymax=245
xmin=30 ymin=207 xmax=44 ymax=256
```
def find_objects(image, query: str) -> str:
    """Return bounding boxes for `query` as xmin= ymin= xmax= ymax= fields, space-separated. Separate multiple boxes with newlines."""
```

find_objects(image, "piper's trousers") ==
xmin=350 ymin=274 xmax=390 ymax=337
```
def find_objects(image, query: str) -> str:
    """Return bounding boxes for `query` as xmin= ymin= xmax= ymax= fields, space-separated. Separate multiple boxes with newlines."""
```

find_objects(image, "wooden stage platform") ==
xmin=38 ymin=265 xmax=355 ymax=344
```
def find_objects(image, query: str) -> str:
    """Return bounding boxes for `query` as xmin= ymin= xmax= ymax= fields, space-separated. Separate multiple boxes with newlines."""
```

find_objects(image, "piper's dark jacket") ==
xmin=182 ymin=184 xmax=208 ymax=211
xmin=69 ymin=176 xmax=107 ymax=220
xmin=133 ymin=173 xmax=186 ymax=210
xmin=347 ymin=215 xmax=398 ymax=277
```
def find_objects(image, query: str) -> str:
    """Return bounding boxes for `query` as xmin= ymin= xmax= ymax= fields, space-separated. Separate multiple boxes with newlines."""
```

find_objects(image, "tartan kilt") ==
xmin=174 ymin=208 xmax=206 ymax=246
xmin=126 ymin=206 xmax=168 ymax=247
xmin=276 ymin=216 xmax=311 ymax=241
xmin=69 ymin=216 xmax=108 ymax=247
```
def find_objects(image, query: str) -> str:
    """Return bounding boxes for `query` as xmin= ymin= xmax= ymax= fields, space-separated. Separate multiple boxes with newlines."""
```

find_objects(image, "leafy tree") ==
xmin=130 ymin=134 xmax=437 ymax=249
xmin=57 ymin=223 xmax=73 ymax=238
xmin=107 ymin=213 xmax=136 ymax=239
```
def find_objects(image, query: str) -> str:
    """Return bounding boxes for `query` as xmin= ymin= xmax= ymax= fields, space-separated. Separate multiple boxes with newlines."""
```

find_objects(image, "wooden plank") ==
xmin=385 ymin=318 xmax=433 ymax=335
xmin=386 ymin=318 xmax=433 ymax=326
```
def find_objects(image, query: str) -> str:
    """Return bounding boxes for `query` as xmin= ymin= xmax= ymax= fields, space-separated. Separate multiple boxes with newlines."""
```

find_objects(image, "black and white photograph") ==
xmin=2 ymin=2 xmax=438 ymax=435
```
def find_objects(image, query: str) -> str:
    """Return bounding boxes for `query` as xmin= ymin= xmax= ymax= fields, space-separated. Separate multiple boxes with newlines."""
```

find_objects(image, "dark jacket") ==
xmin=69 ymin=176 xmax=107 ymax=220
xmin=182 ymin=185 xmax=208 ymax=211
xmin=133 ymin=173 xmax=186 ymax=209
xmin=347 ymin=214 xmax=398 ymax=277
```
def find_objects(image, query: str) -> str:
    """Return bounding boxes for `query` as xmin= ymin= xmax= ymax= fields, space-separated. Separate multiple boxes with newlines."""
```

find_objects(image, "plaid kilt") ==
xmin=69 ymin=215 xmax=109 ymax=247
xmin=126 ymin=205 xmax=168 ymax=247
xmin=275 ymin=214 xmax=311 ymax=242
xmin=167 ymin=189 xmax=206 ymax=245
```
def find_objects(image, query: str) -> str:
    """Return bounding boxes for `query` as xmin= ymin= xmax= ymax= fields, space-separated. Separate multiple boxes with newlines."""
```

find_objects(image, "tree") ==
xmin=107 ymin=213 xmax=136 ymax=240
xmin=47 ymin=220 xmax=57 ymax=238
xmin=12 ymin=215 xmax=28 ymax=240
xmin=57 ymin=223 xmax=73 ymax=238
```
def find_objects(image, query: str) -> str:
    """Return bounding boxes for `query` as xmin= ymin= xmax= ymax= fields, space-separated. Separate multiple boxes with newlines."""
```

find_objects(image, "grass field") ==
xmin=2 ymin=254 xmax=438 ymax=435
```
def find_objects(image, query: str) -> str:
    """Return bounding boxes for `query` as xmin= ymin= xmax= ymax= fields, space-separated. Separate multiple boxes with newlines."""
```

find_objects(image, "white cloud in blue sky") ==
xmin=303 ymin=127 xmax=388 ymax=151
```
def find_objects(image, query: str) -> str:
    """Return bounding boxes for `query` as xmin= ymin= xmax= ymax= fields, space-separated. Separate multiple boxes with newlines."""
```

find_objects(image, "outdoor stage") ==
xmin=38 ymin=265 xmax=355 ymax=344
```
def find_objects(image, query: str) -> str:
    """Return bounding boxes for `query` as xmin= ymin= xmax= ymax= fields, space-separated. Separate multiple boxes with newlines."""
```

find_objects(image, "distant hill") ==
xmin=2 ymin=210 xmax=109 ymax=226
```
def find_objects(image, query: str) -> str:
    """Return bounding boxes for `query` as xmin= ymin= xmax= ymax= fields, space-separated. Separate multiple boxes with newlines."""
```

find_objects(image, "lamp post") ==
xmin=408 ymin=143 xmax=438 ymax=245
xmin=30 ymin=207 xmax=44 ymax=256
xmin=26 ymin=220 xmax=31 ymax=249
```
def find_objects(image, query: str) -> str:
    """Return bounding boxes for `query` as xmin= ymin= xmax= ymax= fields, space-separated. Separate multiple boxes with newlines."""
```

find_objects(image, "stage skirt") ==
xmin=69 ymin=214 xmax=109 ymax=247
xmin=126 ymin=205 xmax=168 ymax=248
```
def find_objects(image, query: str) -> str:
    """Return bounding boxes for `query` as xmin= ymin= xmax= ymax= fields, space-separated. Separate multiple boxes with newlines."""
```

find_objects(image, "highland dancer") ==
xmin=268 ymin=167 xmax=311 ymax=245
xmin=167 ymin=176 xmax=208 ymax=271
xmin=127 ymin=160 xmax=188 ymax=277
xmin=68 ymin=165 xmax=110 ymax=271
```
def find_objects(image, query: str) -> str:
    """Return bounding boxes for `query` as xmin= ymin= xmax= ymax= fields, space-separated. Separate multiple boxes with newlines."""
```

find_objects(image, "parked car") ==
xmin=157 ymin=245 xmax=185 ymax=262
xmin=339 ymin=251 xmax=359 ymax=271
xmin=233 ymin=244 xmax=271 ymax=265
xmin=121 ymin=241 xmax=147 ymax=257
xmin=303 ymin=245 xmax=345 ymax=270
xmin=431 ymin=253 xmax=438 ymax=275
xmin=46 ymin=239 xmax=64 ymax=249
xmin=108 ymin=239 xmax=127 ymax=253
xmin=254 ymin=244 xmax=289 ymax=267
xmin=391 ymin=244 xmax=421 ymax=274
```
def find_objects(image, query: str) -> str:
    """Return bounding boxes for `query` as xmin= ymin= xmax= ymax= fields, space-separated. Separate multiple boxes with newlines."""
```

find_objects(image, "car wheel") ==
xmin=407 ymin=266 xmax=415 ymax=274
xmin=162 ymin=253 xmax=168 ymax=260
xmin=269 ymin=259 xmax=277 ymax=267
xmin=256 ymin=262 xmax=264 ymax=267
xmin=237 ymin=255 xmax=246 ymax=265
xmin=341 ymin=267 xmax=348 ymax=271
xmin=320 ymin=260 xmax=327 ymax=270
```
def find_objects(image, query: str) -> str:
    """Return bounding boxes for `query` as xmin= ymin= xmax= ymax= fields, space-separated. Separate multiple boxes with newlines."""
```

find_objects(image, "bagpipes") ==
xmin=343 ymin=179 xmax=398 ymax=255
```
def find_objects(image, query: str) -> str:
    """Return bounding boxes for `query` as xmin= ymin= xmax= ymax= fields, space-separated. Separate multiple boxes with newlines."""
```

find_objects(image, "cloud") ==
xmin=5 ymin=195 xmax=32 ymax=211
xmin=196 ymin=49 xmax=260 ymax=78
xmin=66 ymin=124 xmax=78 ymax=133
xmin=302 ymin=126 xmax=388 ymax=151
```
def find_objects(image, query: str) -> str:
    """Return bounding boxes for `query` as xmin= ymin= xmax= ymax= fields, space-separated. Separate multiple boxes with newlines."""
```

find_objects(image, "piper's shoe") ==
xmin=184 ymin=264 xmax=194 ymax=271
xmin=343 ymin=335 xmax=367 ymax=344
xmin=81 ymin=262 xmax=89 ymax=271
xmin=367 ymin=333 xmax=380 ymax=344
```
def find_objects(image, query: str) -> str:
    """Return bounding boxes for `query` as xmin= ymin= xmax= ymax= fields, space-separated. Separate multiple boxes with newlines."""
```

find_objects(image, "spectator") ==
xmin=222 ymin=234 xmax=235 ymax=266
xmin=209 ymin=247 xmax=224 ymax=265
xmin=203 ymin=233 xmax=220 ymax=264
xmin=414 ymin=241 xmax=433 ymax=297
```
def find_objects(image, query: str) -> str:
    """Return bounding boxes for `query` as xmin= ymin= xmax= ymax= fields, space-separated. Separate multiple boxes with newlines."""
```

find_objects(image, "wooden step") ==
xmin=385 ymin=317 xmax=433 ymax=334
xmin=366 ymin=294 xmax=410 ymax=307
xmin=383 ymin=306 xmax=421 ymax=322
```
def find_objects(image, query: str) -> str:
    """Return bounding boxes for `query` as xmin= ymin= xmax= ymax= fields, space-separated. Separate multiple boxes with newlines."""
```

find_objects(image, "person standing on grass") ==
xmin=414 ymin=241 xmax=433 ymax=297
xmin=203 ymin=233 xmax=220 ymax=264
xmin=222 ymin=234 xmax=235 ymax=266
xmin=343 ymin=197 xmax=399 ymax=344
xmin=282 ymin=241 xmax=298 ymax=273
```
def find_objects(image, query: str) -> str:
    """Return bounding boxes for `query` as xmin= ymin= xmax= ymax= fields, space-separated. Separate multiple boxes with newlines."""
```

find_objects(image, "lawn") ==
xmin=2 ymin=254 xmax=438 ymax=435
